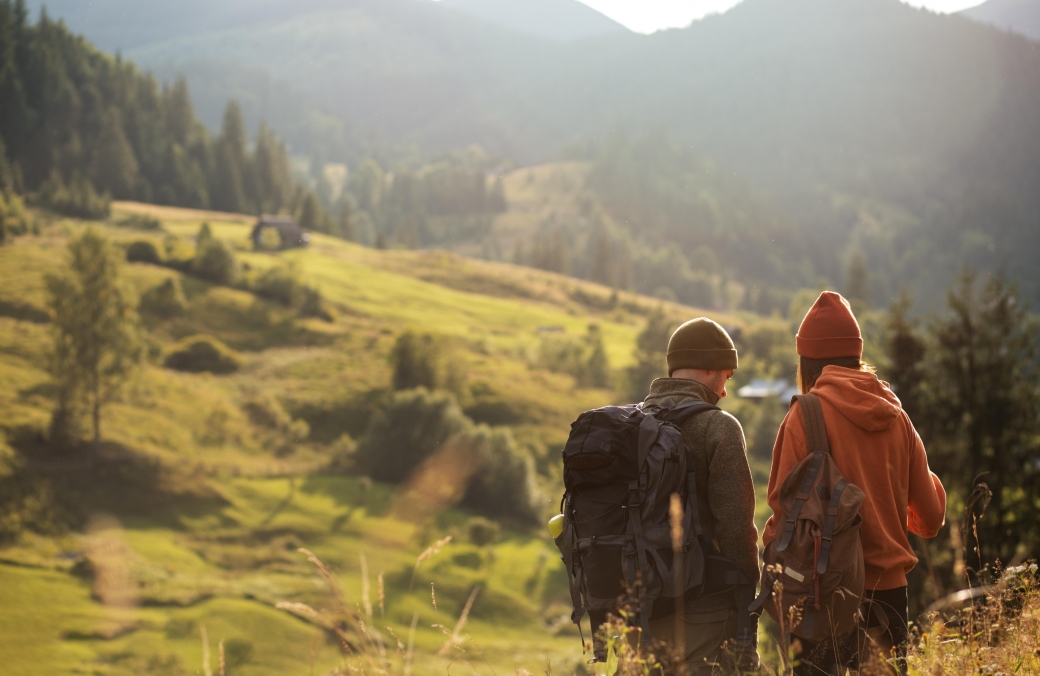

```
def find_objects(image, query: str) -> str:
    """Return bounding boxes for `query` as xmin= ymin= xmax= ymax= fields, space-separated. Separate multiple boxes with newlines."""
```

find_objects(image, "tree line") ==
xmin=886 ymin=272 xmax=1040 ymax=612
xmin=0 ymin=0 xmax=330 ymax=227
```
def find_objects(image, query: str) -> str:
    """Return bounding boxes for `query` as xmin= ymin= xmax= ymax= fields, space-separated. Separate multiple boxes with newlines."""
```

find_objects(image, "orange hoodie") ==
xmin=763 ymin=366 xmax=947 ymax=590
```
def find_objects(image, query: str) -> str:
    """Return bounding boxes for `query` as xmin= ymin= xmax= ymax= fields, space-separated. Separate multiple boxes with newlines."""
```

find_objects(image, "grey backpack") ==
xmin=553 ymin=401 xmax=754 ymax=658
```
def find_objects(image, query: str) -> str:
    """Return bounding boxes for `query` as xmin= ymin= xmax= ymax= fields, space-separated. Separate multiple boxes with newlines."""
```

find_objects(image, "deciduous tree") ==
xmin=46 ymin=228 xmax=142 ymax=450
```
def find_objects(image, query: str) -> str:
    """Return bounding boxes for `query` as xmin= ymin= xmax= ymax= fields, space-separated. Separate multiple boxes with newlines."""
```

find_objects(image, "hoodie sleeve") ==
xmin=907 ymin=423 xmax=946 ymax=538
xmin=763 ymin=406 xmax=809 ymax=547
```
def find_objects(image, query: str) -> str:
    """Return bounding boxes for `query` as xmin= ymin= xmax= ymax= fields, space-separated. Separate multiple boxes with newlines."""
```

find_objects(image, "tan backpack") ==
xmin=750 ymin=393 xmax=866 ymax=641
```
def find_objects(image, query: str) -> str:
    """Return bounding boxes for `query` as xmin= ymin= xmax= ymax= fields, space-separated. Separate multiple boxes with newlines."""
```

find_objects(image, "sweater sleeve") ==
xmin=762 ymin=407 xmax=809 ymax=547
xmin=907 ymin=425 xmax=946 ymax=538
xmin=707 ymin=412 xmax=761 ymax=586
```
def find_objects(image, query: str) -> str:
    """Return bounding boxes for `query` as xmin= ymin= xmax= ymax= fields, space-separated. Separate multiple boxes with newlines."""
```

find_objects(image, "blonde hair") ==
xmin=797 ymin=356 xmax=876 ymax=394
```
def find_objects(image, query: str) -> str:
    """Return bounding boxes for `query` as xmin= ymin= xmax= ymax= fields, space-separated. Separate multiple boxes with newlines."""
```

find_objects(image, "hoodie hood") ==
xmin=812 ymin=366 xmax=901 ymax=432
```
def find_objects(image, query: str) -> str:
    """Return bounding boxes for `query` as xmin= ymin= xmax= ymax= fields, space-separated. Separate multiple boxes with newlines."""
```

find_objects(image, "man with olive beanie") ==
xmin=642 ymin=318 xmax=760 ymax=674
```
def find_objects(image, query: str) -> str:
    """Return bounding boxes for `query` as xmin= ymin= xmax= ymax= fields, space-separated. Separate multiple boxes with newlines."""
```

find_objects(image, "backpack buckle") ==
xmin=627 ymin=486 xmax=642 ymax=507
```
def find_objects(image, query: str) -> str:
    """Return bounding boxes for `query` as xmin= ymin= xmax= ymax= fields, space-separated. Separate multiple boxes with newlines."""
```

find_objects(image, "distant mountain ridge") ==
xmin=438 ymin=0 xmax=629 ymax=42
xmin=961 ymin=0 xmax=1040 ymax=41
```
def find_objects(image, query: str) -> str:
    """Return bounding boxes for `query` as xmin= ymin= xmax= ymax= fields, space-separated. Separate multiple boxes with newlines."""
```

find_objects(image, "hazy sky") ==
xmin=578 ymin=0 xmax=989 ymax=34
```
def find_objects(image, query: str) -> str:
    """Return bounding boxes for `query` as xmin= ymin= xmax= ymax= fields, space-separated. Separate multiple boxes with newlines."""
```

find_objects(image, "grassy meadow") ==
xmin=0 ymin=200 xmax=779 ymax=675
xmin=2 ymin=200 xmax=1038 ymax=676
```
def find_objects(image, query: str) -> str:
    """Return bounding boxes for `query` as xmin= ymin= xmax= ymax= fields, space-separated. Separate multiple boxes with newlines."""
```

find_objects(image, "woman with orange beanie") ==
xmin=763 ymin=291 xmax=946 ymax=674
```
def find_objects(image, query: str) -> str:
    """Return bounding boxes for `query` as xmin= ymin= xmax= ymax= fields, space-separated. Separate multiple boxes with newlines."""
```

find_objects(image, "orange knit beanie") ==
xmin=796 ymin=291 xmax=863 ymax=359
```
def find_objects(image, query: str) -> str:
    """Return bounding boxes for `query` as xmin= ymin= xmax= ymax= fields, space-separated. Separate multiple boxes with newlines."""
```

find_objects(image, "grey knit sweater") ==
xmin=643 ymin=378 xmax=761 ymax=615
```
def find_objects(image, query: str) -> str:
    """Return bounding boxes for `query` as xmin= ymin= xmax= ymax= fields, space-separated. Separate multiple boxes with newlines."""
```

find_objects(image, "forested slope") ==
xmin=25 ymin=0 xmax=1040 ymax=313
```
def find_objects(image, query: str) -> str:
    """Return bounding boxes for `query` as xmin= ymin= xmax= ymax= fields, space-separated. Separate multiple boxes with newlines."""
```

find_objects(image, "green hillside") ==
xmin=0 ymin=201 xmax=796 ymax=675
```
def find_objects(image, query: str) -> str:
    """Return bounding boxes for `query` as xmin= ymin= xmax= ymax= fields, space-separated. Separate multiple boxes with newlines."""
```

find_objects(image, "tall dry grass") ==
xmin=192 ymin=520 xmax=1039 ymax=675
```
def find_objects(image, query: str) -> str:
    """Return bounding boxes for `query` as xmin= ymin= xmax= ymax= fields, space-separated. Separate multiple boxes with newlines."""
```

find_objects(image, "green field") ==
xmin=0 ymin=203 xmax=786 ymax=675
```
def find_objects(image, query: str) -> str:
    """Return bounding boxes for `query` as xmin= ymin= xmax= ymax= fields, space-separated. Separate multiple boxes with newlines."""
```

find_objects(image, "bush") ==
xmin=0 ymin=192 xmax=28 ymax=244
xmin=390 ymin=331 xmax=443 ymax=390
xmin=537 ymin=324 xmax=611 ymax=388
xmin=243 ymin=393 xmax=293 ymax=430
xmin=252 ymin=264 xmax=330 ymax=320
xmin=466 ymin=516 xmax=501 ymax=546
xmin=461 ymin=427 xmax=540 ymax=524
xmin=192 ymin=239 xmax=238 ymax=285
xmin=355 ymin=389 xmax=540 ymax=523
xmin=126 ymin=240 xmax=163 ymax=264
xmin=161 ymin=235 xmax=196 ymax=271
xmin=140 ymin=278 xmax=188 ymax=318
xmin=354 ymin=388 xmax=471 ymax=483
xmin=252 ymin=265 xmax=298 ymax=306
xmin=163 ymin=335 xmax=241 ymax=374
xmin=35 ymin=170 xmax=110 ymax=219
xmin=118 ymin=214 xmax=162 ymax=231
xmin=222 ymin=637 xmax=254 ymax=670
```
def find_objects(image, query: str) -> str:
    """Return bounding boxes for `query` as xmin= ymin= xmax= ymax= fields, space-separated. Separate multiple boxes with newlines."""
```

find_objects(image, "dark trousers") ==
xmin=794 ymin=587 xmax=909 ymax=676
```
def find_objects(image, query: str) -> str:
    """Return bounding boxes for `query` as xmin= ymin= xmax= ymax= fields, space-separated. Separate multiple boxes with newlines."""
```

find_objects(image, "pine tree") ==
xmin=885 ymin=288 xmax=926 ymax=421
xmin=337 ymin=200 xmax=354 ymax=241
xmin=163 ymin=76 xmax=195 ymax=146
xmin=298 ymin=191 xmax=320 ymax=232
xmin=488 ymin=175 xmax=506 ymax=213
xmin=252 ymin=122 xmax=292 ymax=214
xmin=196 ymin=222 xmax=213 ymax=250
xmin=846 ymin=251 xmax=871 ymax=307
xmin=580 ymin=324 xmax=611 ymax=389
xmin=45 ymin=228 xmax=142 ymax=450
xmin=625 ymin=307 xmax=673 ymax=400
xmin=615 ymin=244 xmax=633 ymax=291
xmin=211 ymin=102 xmax=248 ymax=213
xmin=589 ymin=231 xmax=613 ymax=286
xmin=91 ymin=108 xmax=139 ymax=198
xmin=550 ymin=229 xmax=570 ymax=274
xmin=352 ymin=160 xmax=383 ymax=214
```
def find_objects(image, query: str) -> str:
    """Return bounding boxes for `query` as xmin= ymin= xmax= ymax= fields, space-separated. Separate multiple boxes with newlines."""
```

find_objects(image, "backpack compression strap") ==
xmin=661 ymin=400 xmax=718 ymax=545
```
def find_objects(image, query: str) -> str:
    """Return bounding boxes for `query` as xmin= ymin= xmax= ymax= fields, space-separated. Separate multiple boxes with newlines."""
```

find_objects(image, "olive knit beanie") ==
xmin=666 ymin=318 xmax=739 ymax=375
xmin=796 ymin=291 xmax=863 ymax=359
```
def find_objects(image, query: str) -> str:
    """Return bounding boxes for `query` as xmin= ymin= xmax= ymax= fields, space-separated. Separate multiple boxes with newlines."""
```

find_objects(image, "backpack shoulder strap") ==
xmin=660 ymin=400 xmax=719 ymax=547
xmin=775 ymin=394 xmax=830 ymax=553
xmin=659 ymin=399 xmax=719 ymax=424
xmin=797 ymin=393 xmax=830 ymax=455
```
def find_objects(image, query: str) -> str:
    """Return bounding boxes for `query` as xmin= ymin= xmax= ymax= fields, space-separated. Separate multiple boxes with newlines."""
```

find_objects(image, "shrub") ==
xmin=466 ymin=516 xmax=501 ymax=546
xmin=162 ymin=235 xmax=196 ymax=271
xmin=243 ymin=393 xmax=293 ymax=430
xmin=222 ymin=637 xmax=254 ymax=669
xmin=253 ymin=264 xmax=330 ymax=320
xmin=461 ymin=426 xmax=540 ymax=524
xmin=253 ymin=265 xmax=300 ymax=306
xmin=390 ymin=331 xmax=443 ymax=390
xmin=537 ymin=324 xmax=611 ymax=388
xmin=163 ymin=335 xmax=241 ymax=374
xmin=140 ymin=278 xmax=188 ymax=318
xmin=354 ymin=388 xmax=471 ymax=483
xmin=126 ymin=240 xmax=163 ymax=264
xmin=118 ymin=214 xmax=162 ymax=231
xmin=0 ymin=192 xmax=28 ymax=244
xmin=192 ymin=239 xmax=238 ymax=285
xmin=35 ymin=170 xmax=110 ymax=219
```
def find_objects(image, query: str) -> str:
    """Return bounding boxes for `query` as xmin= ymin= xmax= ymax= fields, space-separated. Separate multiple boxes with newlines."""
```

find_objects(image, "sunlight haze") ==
xmin=576 ymin=0 xmax=989 ymax=33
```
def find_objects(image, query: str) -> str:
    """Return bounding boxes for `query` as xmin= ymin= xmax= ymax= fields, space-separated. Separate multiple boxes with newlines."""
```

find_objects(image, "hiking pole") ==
xmin=669 ymin=493 xmax=686 ymax=676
